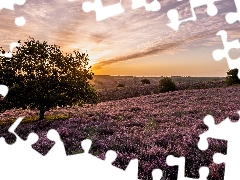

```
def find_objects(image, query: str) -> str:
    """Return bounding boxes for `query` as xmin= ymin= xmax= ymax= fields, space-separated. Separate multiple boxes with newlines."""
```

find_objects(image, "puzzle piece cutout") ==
xmin=82 ymin=0 xmax=124 ymax=21
xmin=0 ymin=85 xmax=18 ymax=144
xmin=14 ymin=118 xmax=56 ymax=155
xmin=3 ymin=117 xmax=41 ymax=158
xmin=131 ymin=0 xmax=161 ymax=11
xmin=1 ymin=118 xmax=147 ymax=180
xmin=167 ymin=0 xmax=220 ymax=31
xmin=0 ymin=42 xmax=20 ymax=58
xmin=0 ymin=0 xmax=26 ymax=26
xmin=225 ymin=0 xmax=240 ymax=24
xmin=212 ymin=30 xmax=240 ymax=78
xmin=0 ymin=84 xmax=8 ymax=98
xmin=0 ymin=117 xmax=43 ymax=179
xmin=0 ymin=0 xmax=25 ymax=10
xmin=198 ymin=113 xmax=240 ymax=180
xmin=82 ymin=0 xmax=161 ymax=21
xmin=73 ymin=139 xmax=142 ymax=180
xmin=166 ymin=155 xmax=209 ymax=180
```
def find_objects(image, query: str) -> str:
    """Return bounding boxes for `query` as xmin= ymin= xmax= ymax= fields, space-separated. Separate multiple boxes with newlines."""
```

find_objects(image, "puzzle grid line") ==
xmin=1 ymin=0 xmax=240 ymax=179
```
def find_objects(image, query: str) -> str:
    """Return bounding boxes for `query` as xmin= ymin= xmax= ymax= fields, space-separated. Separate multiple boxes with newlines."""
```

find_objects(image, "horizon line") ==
xmin=93 ymin=75 xmax=226 ymax=78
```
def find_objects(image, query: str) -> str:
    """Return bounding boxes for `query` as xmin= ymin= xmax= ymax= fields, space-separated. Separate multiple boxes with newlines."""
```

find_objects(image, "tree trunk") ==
xmin=39 ymin=107 xmax=45 ymax=120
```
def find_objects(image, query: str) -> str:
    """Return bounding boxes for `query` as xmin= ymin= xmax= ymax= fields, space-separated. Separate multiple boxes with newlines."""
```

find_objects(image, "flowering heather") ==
xmin=97 ymin=80 xmax=226 ymax=102
xmin=1 ymin=85 xmax=239 ymax=179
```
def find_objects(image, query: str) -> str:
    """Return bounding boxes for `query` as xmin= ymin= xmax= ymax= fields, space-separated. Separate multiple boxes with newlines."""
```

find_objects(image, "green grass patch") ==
xmin=0 ymin=114 xmax=70 ymax=125
xmin=71 ymin=149 xmax=84 ymax=155
xmin=144 ymin=117 xmax=157 ymax=131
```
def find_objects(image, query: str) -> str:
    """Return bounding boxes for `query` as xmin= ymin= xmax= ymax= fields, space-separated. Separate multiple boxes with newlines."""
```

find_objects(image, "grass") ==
xmin=144 ymin=117 xmax=156 ymax=131
xmin=71 ymin=149 xmax=84 ymax=155
xmin=85 ymin=126 xmax=98 ymax=140
xmin=0 ymin=114 xmax=70 ymax=125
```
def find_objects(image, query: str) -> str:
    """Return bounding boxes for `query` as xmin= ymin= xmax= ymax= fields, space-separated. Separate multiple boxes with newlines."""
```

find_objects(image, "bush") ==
xmin=116 ymin=83 xmax=125 ymax=87
xmin=159 ymin=77 xmax=176 ymax=93
xmin=141 ymin=78 xmax=151 ymax=84
xmin=226 ymin=68 xmax=240 ymax=86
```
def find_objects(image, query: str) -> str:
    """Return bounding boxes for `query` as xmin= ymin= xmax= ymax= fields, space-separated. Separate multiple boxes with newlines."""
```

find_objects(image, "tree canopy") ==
xmin=0 ymin=37 xmax=98 ymax=119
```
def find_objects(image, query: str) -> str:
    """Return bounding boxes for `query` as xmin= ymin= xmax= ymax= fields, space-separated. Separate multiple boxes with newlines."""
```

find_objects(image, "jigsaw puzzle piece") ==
xmin=198 ymin=113 xmax=240 ymax=179
xmin=0 ymin=85 xmax=18 ymax=144
xmin=166 ymin=155 xmax=209 ymax=179
xmin=1 ymin=117 xmax=41 ymax=160
xmin=0 ymin=1 xmax=26 ymax=26
xmin=198 ymin=113 xmax=240 ymax=149
xmin=225 ymin=0 xmax=240 ymax=24
xmin=66 ymin=139 xmax=139 ymax=180
xmin=46 ymin=129 xmax=66 ymax=157
xmin=152 ymin=169 xmax=163 ymax=180
xmin=0 ymin=84 xmax=8 ymax=98
xmin=14 ymin=119 xmax=55 ymax=155
xmin=14 ymin=16 xmax=26 ymax=26
xmin=82 ymin=0 xmax=124 ymax=21
xmin=95 ymin=144 xmax=139 ymax=179
xmin=0 ymin=42 xmax=20 ymax=58
xmin=0 ymin=0 xmax=26 ymax=10
xmin=212 ymin=145 xmax=240 ymax=180
xmin=0 ymin=122 xmax=17 ymax=144
xmin=212 ymin=30 xmax=240 ymax=78
xmin=167 ymin=0 xmax=220 ymax=31
xmin=0 ymin=117 xmax=45 ymax=180
xmin=131 ymin=0 xmax=161 ymax=11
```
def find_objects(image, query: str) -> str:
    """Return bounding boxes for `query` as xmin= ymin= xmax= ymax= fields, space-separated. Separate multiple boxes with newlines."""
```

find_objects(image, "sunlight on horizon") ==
xmin=87 ymin=59 xmax=95 ymax=69
xmin=0 ymin=0 xmax=237 ymax=77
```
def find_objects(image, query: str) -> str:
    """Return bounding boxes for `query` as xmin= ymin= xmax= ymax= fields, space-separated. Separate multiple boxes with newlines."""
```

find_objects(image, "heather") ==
xmin=1 ymin=85 xmax=239 ymax=179
xmin=97 ymin=79 xmax=226 ymax=102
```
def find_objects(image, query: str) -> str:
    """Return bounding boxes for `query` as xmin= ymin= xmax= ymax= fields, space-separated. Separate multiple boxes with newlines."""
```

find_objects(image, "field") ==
xmin=90 ymin=75 xmax=225 ymax=90
xmin=0 ymin=76 xmax=236 ymax=179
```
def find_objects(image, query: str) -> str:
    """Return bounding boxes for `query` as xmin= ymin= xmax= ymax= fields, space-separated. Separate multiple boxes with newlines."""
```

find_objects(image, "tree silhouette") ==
xmin=0 ymin=37 xmax=98 ymax=120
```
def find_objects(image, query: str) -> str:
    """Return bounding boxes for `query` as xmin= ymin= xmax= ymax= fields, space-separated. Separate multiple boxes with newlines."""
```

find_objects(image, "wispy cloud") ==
xmin=91 ymin=0 xmax=238 ymax=70
xmin=0 ymin=0 xmax=238 ymax=76
xmin=92 ymin=29 xmax=221 ymax=70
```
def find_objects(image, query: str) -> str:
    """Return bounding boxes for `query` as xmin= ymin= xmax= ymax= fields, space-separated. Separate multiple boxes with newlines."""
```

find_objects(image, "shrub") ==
xmin=159 ymin=77 xmax=176 ymax=93
xmin=141 ymin=78 xmax=151 ymax=84
xmin=226 ymin=68 xmax=240 ymax=86
xmin=116 ymin=83 xmax=125 ymax=87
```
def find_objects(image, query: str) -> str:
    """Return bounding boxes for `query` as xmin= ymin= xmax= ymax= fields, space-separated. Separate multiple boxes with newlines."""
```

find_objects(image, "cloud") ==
xmin=90 ymin=0 xmax=238 ymax=70
xmin=92 ymin=29 xmax=220 ymax=70
xmin=0 ymin=0 xmax=238 ymax=76
xmin=90 ymin=33 xmax=109 ymax=43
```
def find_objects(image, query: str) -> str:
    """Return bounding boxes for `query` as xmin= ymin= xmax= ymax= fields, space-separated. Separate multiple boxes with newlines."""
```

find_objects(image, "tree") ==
xmin=226 ymin=68 xmax=240 ymax=86
xmin=0 ymin=37 xmax=98 ymax=120
xmin=141 ymin=78 xmax=150 ymax=85
xmin=159 ymin=77 xmax=176 ymax=93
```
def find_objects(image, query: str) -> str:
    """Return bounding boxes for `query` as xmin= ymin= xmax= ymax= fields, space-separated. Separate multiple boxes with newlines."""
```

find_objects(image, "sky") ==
xmin=0 ymin=0 xmax=240 ymax=77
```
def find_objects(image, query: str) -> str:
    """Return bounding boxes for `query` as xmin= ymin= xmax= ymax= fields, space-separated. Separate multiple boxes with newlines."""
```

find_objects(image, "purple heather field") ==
xmin=0 ymin=78 xmax=238 ymax=180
